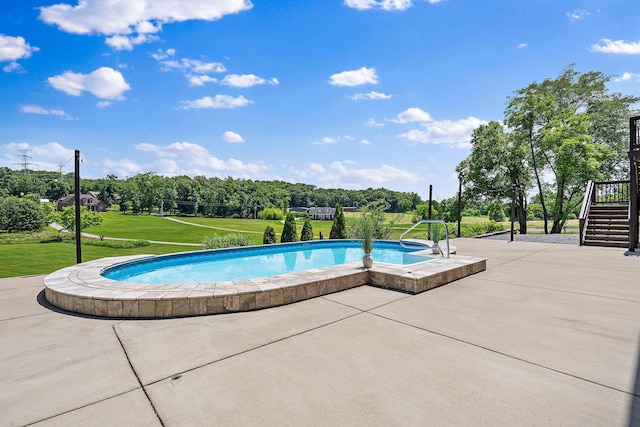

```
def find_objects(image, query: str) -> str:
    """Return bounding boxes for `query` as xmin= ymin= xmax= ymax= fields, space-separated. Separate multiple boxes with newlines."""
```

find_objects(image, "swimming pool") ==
xmin=102 ymin=240 xmax=434 ymax=285
xmin=44 ymin=239 xmax=486 ymax=318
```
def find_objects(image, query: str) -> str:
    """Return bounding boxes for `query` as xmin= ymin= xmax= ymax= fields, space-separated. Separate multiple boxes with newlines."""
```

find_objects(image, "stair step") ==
xmin=584 ymin=234 xmax=629 ymax=242
xmin=586 ymin=229 xmax=629 ymax=239
xmin=589 ymin=213 xmax=628 ymax=218
xmin=583 ymin=240 xmax=629 ymax=248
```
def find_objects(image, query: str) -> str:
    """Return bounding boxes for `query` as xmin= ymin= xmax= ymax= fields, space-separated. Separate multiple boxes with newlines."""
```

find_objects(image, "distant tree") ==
xmin=263 ymin=225 xmax=276 ymax=244
xmin=329 ymin=203 xmax=347 ymax=239
xmin=46 ymin=180 xmax=71 ymax=201
xmin=0 ymin=197 xmax=46 ymax=232
xmin=280 ymin=213 xmax=298 ymax=243
xmin=300 ymin=218 xmax=313 ymax=241
xmin=48 ymin=207 xmax=103 ymax=233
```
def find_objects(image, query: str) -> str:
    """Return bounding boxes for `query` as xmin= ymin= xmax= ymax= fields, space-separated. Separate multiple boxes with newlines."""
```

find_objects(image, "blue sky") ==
xmin=1 ymin=0 xmax=639 ymax=200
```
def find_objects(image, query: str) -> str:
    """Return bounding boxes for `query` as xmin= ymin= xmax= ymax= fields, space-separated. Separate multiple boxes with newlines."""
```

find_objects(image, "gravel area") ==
xmin=479 ymin=232 xmax=579 ymax=245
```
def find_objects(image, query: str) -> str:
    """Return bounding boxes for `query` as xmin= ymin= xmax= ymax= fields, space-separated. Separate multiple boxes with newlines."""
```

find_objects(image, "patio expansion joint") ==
xmin=111 ymin=325 xmax=166 ymax=427
xmin=142 ymin=311 xmax=365 ymax=388
xmin=369 ymin=310 xmax=640 ymax=399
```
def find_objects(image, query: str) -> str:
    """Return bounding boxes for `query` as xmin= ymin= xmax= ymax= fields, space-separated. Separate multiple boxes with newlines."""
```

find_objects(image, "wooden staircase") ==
xmin=583 ymin=204 xmax=629 ymax=248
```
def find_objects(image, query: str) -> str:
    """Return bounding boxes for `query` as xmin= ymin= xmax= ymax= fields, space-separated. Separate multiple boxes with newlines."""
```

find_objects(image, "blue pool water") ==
xmin=102 ymin=240 xmax=434 ymax=285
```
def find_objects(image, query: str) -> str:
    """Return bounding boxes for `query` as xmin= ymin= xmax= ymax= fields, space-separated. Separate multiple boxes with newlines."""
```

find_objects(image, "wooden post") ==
xmin=74 ymin=150 xmax=82 ymax=264
xmin=428 ymin=185 xmax=433 ymax=220
xmin=510 ymin=185 xmax=516 ymax=242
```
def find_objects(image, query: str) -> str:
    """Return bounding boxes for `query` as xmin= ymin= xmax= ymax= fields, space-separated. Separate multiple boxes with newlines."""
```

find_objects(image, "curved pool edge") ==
xmin=44 ymin=249 xmax=485 ymax=319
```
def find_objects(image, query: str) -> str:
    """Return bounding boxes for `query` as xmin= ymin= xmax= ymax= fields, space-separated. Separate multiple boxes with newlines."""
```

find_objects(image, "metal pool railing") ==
xmin=399 ymin=219 xmax=450 ymax=258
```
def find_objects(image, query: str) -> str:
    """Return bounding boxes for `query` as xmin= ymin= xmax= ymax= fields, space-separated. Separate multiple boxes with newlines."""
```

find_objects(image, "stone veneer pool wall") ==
xmin=44 ymin=253 xmax=486 ymax=318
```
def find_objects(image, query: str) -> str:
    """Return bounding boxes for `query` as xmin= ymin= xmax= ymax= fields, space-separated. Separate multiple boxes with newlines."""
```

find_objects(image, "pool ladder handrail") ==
xmin=399 ymin=219 xmax=450 ymax=259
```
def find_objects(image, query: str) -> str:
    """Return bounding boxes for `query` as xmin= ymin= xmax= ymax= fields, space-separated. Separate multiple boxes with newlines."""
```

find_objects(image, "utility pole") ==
xmin=457 ymin=176 xmax=463 ymax=237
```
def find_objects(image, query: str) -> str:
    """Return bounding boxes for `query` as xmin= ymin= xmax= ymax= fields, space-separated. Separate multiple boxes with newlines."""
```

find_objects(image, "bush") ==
xmin=488 ymin=204 xmax=506 ymax=222
xmin=257 ymin=207 xmax=284 ymax=220
xmin=0 ymin=197 xmax=46 ymax=232
xmin=83 ymin=239 xmax=151 ymax=249
xmin=203 ymin=233 xmax=252 ymax=249
xmin=281 ymin=213 xmax=298 ymax=243
xmin=329 ymin=203 xmax=347 ymax=239
xmin=263 ymin=225 xmax=276 ymax=244
xmin=451 ymin=221 xmax=505 ymax=237
xmin=300 ymin=218 xmax=313 ymax=241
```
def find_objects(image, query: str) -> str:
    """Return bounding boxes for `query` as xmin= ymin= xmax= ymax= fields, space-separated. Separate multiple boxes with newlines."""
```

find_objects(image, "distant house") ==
xmin=308 ymin=207 xmax=335 ymax=220
xmin=56 ymin=194 xmax=106 ymax=212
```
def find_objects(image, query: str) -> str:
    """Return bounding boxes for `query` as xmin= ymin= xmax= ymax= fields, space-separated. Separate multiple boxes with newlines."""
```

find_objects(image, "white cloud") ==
xmin=366 ymin=118 xmax=384 ymax=127
xmin=187 ymin=75 xmax=218 ymax=86
xmin=329 ymin=67 xmax=378 ymax=86
xmin=223 ymin=131 xmax=244 ymax=143
xmin=566 ymin=9 xmax=589 ymax=21
xmin=48 ymin=67 xmax=131 ymax=100
xmin=132 ymin=141 xmax=266 ymax=176
xmin=388 ymin=107 xmax=432 ymax=123
xmin=398 ymin=116 xmax=487 ymax=148
xmin=0 ymin=34 xmax=39 ymax=63
xmin=517 ymin=43 xmax=527 ymax=49
xmin=615 ymin=72 xmax=640 ymax=82
xmin=103 ymin=157 xmax=143 ymax=178
xmin=39 ymin=0 xmax=253 ymax=50
xmin=221 ymin=74 xmax=279 ymax=88
xmin=96 ymin=101 xmax=111 ymax=108
xmin=178 ymin=94 xmax=253 ymax=110
xmin=152 ymin=49 xmax=226 ymax=85
xmin=21 ymin=105 xmax=69 ymax=118
xmin=309 ymin=163 xmax=325 ymax=174
xmin=344 ymin=0 xmax=440 ymax=11
xmin=348 ymin=91 xmax=392 ymax=101
xmin=591 ymin=39 xmax=640 ymax=54
xmin=106 ymin=33 xmax=159 ymax=51
xmin=313 ymin=135 xmax=355 ymax=145
xmin=317 ymin=137 xmax=338 ymax=145
xmin=3 ymin=62 xmax=22 ymax=73
xmin=361 ymin=139 xmax=372 ymax=145
xmin=328 ymin=161 xmax=419 ymax=185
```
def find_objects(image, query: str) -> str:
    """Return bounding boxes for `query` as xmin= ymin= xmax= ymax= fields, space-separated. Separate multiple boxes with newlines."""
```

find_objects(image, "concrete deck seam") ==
xmin=22 ymin=387 xmax=140 ymax=426
xmin=481 ymin=244 xmax=559 ymax=269
xmin=319 ymin=290 xmax=413 ymax=312
xmin=112 ymin=325 xmax=166 ymax=427
xmin=473 ymin=276 xmax=640 ymax=304
xmin=142 ymin=311 xmax=365 ymax=387
xmin=0 ymin=311 xmax=58 ymax=323
xmin=369 ymin=311 xmax=640 ymax=399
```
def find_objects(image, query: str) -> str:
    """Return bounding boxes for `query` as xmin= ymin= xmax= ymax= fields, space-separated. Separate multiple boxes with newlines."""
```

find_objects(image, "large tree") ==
xmin=503 ymin=66 xmax=638 ymax=233
xmin=458 ymin=121 xmax=530 ymax=233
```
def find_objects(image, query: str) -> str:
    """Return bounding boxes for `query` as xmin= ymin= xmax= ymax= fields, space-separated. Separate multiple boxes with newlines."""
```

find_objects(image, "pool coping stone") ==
xmin=44 ymin=250 xmax=486 ymax=318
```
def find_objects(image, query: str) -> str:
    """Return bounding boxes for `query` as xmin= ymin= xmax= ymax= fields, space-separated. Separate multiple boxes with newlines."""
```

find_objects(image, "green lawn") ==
xmin=0 ymin=241 xmax=196 ymax=278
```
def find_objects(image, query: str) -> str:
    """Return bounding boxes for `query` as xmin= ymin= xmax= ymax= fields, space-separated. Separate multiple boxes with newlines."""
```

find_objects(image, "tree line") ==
xmin=0 ymin=168 xmax=423 ymax=217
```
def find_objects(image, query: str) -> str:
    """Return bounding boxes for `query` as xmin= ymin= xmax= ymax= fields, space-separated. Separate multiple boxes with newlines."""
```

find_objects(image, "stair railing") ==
xmin=578 ymin=181 xmax=595 ymax=246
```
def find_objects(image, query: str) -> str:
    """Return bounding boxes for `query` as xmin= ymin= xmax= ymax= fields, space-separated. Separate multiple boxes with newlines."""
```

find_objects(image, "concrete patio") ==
xmin=2 ymin=238 xmax=640 ymax=426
